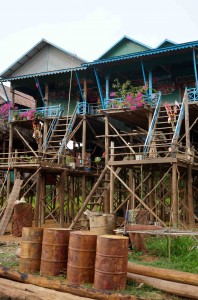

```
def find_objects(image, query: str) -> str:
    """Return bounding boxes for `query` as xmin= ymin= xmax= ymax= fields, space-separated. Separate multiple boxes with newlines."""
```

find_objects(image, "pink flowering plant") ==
xmin=19 ymin=109 xmax=36 ymax=120
xmin=0 ymin=102 xmax=16 ymax=120
xmin=109 ymin=79 xmax=148 ymax=110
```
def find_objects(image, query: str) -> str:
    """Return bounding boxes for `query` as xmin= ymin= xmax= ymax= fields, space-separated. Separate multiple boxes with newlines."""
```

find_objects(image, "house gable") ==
xmin=1 ymin=40 xmax=86 ymax=79
xmin=98 ymin=36 xmax=151 ymax=60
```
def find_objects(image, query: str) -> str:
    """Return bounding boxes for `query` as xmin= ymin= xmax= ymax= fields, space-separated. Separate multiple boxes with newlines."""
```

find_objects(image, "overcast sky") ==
xmin=0 ymin=0 xmax=198 ymax=75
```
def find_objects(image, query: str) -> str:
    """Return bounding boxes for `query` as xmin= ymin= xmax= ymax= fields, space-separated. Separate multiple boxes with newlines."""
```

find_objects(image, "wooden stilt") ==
xmin=58 ymin=171 xmax=66 ymax=227
xmin=40 ymin=174 xmax=46 ymax=225
xmin=171 ymin=163 xmax=178 ymax=228
xmin=110 ymin=141 xmax=114 ymax=213
xmin=35 ymin=170 xmax=42 ymax=227
xmin=148 ymin=171 xmax=154 ymax=222
xmin=104 ymin=116 xmax=110 ymax=213
xmin=187 ymin=164 xmax=195 ymax=228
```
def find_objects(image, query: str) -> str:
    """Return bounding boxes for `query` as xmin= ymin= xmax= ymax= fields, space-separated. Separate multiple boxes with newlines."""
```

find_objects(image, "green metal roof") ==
xmin=156 ymin=39 xmax=177 ymax=49
xmin=97 ymin=35 xmax=151 ymax=59
xmin=84 ymin=40 xmax=198 ymax=67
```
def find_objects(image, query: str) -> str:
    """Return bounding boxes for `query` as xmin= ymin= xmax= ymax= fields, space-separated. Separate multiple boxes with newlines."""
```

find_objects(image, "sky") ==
xmin=0 ymin=0 xmax=198 ymax=75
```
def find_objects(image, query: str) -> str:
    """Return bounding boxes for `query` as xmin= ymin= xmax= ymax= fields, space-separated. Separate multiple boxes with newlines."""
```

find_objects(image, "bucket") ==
xmin=89 ymin=215 xmax=108 ymax=234
xmin=104 ymin=213 xmax=116 ymax=234
xmin=94 ymin=235 xmax=129 ymax=290
xmin=67 ymin=231 xmax=97 ymax=285
xmin=19 ymin=227 xmax=43 ymax=273
xmin=40 ymin=228 xmax=70 ymax=276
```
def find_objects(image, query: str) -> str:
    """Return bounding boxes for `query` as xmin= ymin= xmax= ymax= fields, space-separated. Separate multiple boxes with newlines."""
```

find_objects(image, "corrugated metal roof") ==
xmin=83 ymin=40 xmax=198 ymax=67
xmin=0 ymin=39 xmax=87 ymax=79
xmin=0 ymin=66 xmax=87 ymax=82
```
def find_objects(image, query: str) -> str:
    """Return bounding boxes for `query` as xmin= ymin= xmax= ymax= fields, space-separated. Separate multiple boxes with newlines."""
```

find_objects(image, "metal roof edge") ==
xmin=0 ymin=39 xmax=46 ymax=78
xmin=0 ymin=66 xmax=87 ymax=82
xmin=83 ymin=39 xmax=198 ymax=67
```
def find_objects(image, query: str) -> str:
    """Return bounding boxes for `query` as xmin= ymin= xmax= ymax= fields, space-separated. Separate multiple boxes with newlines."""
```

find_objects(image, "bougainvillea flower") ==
xmin=110 ymin=92 xmax=116 ymax=97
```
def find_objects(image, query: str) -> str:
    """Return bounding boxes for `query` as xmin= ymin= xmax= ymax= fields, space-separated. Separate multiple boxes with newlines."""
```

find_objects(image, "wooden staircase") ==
xmin=148 ymin=105 xmax=181 ymax=158
xmin=45 ymin=116 xmax=72 ymax=157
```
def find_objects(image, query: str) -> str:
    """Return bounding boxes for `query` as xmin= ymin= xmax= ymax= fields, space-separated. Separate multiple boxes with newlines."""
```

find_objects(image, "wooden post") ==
xmin=104 ymin=116 xmax=110 ymax=213
xmin=40 ymin=175 xmax=46 ymax=225
xmin=7 ymin=123 xmax=13 ymax=197
xmin=128 ymin=169 xmax=135 ymax=210
xmin=44 ymin=83 xmax=49 ymax=105
xmin=110 ymin=141 xmax=114 ymax=213
xmin=35 ymin=171 xmax=42 ymax=227
xmin=58 ymin=171 xmax=66 ymax=227
xmin=81 ymin=115 xmax=87 ymax=203
xmin=148 ymin=171 xmax=154 ymax=222
xmin=70 ymin=176 xmax=74 ymax=220
xmin=83 ymin=79 xmax=87 ymax=101
xmin=187 ymin=164 xmax=195 ymax=228
xmin=171 ymin=163 xmax=178 ymax=228
xmin=184 ymin=92 xmax=190 ymax=156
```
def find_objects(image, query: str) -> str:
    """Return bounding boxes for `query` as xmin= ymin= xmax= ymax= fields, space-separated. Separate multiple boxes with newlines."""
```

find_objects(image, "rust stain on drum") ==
xmin=40 ymin=228 xmax=70 ymax=276
xmin=67 ymin=230 xmax=97 ymax=285
xmin=94 ymin=235 xmax=129 ymax=290
xmin=19 ymin=227 xmax=43 ymax=273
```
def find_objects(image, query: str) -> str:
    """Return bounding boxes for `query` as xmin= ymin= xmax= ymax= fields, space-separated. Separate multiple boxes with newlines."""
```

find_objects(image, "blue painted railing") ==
xmin=42 ymin=105 xmax=62 ymax=151
xmin=186 ymin=87 xmax=198 ymax=101
xmin=143 ymin=92 xmax=162 ymax=156
xmin=171 ymin=90 xmax=186 ymax=152
xmin=104 ymin=92 xmax=160 ymax=109
xmin=77 ymin=101 xmax=102 ymax=115
xmin=9 ymin=105 xmax=62 ymax=121
xmin=58 ymin=104 xmax=78 ymax=156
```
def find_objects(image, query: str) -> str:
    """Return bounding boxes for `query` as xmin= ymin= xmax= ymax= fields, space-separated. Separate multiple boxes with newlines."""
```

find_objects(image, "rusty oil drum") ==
xmin=19 ymin=227 xmax=43 ymax=273
xmin=67 ymin=231 xmax=97 ymax=285
xmin=40 ymin=228 xmax=70 ymax=276
xmin=94 ymin=235 xmax=129 ymax=290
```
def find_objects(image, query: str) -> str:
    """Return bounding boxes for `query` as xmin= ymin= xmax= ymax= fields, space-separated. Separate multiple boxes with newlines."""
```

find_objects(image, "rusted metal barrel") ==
xmin=89 ymin=215 xmax=108 ymax=234
xmin=67 ymin=231 xmax=97 ymax=285
xmin=19 ymin=227 xmax=43 ymax=273
xmin=94 ymin=235 xmax=129 ymax=290
xmin=40 ymin=228 xmax=70 ymax=276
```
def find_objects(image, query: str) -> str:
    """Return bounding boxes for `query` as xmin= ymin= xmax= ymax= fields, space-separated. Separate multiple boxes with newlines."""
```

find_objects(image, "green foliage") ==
xmin=129 ymin=236 xmax=198 ymax=274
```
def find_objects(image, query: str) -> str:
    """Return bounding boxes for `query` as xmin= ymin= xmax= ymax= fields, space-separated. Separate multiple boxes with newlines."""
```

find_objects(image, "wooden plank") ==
xmin=108 ymin=157 xmax=177 ymax=166
xmin=0 ymin=178 xmax=23 ymax=235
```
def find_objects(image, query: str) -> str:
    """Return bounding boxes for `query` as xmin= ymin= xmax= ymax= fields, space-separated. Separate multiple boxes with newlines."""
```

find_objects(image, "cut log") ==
xmin=127 ymin=272 xmax=198 ymax=300
xmin=0 ymin=278 xmax=92 ymax=300
xmin=127 ymin=262 xmax=198 ymax=286
xmin=0 ymin=266 xmax=137 ymax=300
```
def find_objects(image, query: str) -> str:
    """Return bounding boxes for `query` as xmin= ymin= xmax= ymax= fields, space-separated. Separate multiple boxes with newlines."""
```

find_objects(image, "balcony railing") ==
xmin=9 ymin=105 xmax=62 ymax=121
xmin=104 ymin=92 xmax=160 ymax=109
xmin=186 ymin=87 xmax=198 ymax=101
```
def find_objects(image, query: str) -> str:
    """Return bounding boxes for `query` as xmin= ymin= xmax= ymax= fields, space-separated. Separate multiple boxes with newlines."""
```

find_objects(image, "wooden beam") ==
xmin=69 ymin=166 xmax=108 ymax=229
xmin=106 ymin=165 xmax=166 ymax=226
xmin=14 ymin=127 xmax=38 ymax=158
